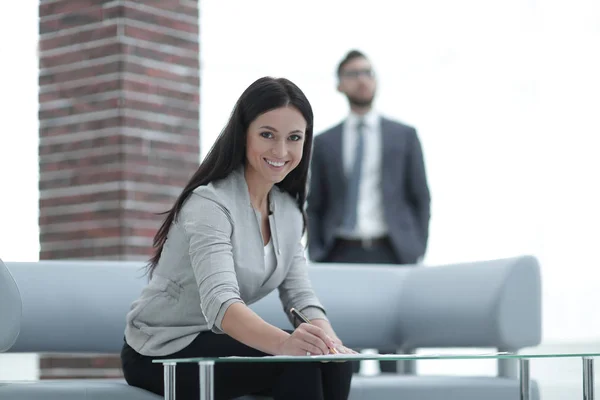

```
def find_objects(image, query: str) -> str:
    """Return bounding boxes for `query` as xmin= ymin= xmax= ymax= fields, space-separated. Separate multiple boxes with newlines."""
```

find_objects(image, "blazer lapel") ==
xmin=260 ymin=195 xmax=282 ymax=288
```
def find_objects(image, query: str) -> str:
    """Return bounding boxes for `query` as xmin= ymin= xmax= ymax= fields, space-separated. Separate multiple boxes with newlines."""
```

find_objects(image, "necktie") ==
xmin=341 ymin=119 xmax=365 ymax=232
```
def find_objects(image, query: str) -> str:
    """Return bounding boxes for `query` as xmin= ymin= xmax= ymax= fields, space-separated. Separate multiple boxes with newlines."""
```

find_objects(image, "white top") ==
xmin=338 ymin=109 xmax=388 ymax=239
xmin=264 ymin=238 xmax=277 ymax=277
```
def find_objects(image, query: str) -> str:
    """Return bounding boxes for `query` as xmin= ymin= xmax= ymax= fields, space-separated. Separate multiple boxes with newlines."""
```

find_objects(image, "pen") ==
xmin=290 ymin=308 xmax=338 ymax=354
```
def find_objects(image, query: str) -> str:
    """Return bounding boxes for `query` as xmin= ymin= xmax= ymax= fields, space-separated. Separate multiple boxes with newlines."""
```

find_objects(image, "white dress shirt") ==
xmin=338 ymin=110 xmax=388 ymax=239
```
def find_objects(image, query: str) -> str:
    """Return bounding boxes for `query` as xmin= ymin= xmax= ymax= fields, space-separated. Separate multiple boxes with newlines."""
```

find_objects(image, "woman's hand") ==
xmin=276 ymin=323 xmax=336 ymax=356
xmin=308 ymin=319 xmax=357 ymax=355
xmin=333 ymin=343 xmax=358 ymax=355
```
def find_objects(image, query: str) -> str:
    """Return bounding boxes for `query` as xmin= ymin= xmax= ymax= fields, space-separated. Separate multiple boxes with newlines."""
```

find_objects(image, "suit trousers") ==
xmin=325 ymin=236 xmax=400 ymax=374
xmin=121 ymin=330 xmax=353 ymax=400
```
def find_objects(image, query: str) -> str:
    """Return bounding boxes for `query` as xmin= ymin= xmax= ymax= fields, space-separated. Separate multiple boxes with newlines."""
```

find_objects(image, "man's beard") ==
xmin=347 ymin=93 xmax=374 ymax=108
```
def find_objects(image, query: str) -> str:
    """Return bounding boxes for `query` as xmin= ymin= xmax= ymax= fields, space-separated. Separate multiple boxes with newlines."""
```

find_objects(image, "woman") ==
xmin=121 ymin=77 xmax=355 ymax=400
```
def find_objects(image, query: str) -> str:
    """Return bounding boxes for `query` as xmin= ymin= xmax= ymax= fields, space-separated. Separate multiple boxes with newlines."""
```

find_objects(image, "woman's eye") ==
xmin=260 ymin=131 xmax=273 ymax=139
xmin=289 ymin=134 xmax=302 ymax=141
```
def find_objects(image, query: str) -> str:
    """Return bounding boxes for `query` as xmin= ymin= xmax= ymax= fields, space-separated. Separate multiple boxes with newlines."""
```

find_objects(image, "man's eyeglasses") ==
xmin=340 ymin=69 xmax=375 ymax=79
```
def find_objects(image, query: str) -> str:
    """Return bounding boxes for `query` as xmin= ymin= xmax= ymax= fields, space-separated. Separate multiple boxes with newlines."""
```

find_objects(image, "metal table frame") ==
xmin=161 ymin=356 xmax=595 ymax=400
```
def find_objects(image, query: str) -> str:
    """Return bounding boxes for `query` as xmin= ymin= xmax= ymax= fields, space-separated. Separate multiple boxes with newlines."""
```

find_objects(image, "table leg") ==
xmin=164 ymin=362 xmax=176 ymax=400
xmin=199 ymin=361 xmax=215 ymax=400
xmin=583 ymin=357 xmax=594 ymax=400
xmin=519 ymin=358 xmax=530 ymax=400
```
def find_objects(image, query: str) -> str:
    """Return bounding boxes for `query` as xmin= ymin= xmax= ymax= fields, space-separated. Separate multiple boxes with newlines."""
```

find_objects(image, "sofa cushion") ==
xmin=0 ymin=380 xmax=161 ymax=400
xmin=347 ymin=375 xmax=540 ymax=400
xmin=0 ymin=259 xmax=21 ymax=352
xmin=0 ymin=375 xmax=539 ymax=400
xmin=4 ymin=256 xmax=542 ymax=353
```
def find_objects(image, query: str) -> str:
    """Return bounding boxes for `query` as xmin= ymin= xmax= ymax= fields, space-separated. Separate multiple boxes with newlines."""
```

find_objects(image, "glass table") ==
xmin=153 ymin=351 xmax=598 ymax=400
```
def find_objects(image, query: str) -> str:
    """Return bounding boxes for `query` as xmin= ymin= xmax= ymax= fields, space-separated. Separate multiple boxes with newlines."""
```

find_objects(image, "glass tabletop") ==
xmin=153 ymin=351 xmax=600 ymax=364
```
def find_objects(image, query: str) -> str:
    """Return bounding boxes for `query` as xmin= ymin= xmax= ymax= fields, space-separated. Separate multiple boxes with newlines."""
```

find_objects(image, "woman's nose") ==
xmin=271 ymin=141 xmax=287 ymax=157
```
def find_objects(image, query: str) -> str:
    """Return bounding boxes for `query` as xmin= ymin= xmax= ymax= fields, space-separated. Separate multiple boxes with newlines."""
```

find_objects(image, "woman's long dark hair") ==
xmin=146 ymin=77 xmax=315 ymax=277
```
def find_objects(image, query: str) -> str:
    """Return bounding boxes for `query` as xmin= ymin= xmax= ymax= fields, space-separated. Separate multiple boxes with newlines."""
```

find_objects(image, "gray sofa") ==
xmin=0 ymin=255 xmax=542 ymax=400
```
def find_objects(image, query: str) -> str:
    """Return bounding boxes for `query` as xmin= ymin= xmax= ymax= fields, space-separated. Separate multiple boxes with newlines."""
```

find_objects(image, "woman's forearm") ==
xmin=221 ymin=302 xmax=290 ymax=355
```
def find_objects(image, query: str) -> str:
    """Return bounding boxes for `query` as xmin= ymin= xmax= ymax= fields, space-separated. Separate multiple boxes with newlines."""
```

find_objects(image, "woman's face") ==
xmin=245 ymin=106 xmax=307 ymax=185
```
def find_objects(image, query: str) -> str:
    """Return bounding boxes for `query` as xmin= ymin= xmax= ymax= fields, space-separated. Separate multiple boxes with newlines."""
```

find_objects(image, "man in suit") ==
xmin=307 ymin=50 xmax=431 ymax=373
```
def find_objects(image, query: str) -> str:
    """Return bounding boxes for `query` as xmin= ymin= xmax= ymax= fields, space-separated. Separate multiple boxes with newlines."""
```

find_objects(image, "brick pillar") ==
xmin=38 ymin=0 xmax=200 ymax=379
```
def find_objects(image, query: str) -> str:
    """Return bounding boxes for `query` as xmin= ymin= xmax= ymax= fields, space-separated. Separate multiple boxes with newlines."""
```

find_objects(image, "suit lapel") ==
xmin=327 ymin=123 xmax=346 ymax=189
xmin=380 ymin=118 xmax=400 ymax=196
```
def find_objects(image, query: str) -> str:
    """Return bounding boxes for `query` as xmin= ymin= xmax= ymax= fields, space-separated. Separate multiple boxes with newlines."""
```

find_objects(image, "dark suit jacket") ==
xmin=307 ymin=117 xmax=431 ymax=264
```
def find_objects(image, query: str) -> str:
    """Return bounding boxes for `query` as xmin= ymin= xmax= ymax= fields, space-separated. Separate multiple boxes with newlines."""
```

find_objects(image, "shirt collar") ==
xmin=346 ymin=109 xmax=379 ymax=130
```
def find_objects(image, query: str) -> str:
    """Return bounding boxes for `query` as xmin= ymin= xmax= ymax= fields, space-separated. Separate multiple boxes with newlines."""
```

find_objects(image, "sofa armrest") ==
xmin=0 ymin=258 xmax=22 ymax=352
xmin=396 ymin=256 xmax=542 ymax=351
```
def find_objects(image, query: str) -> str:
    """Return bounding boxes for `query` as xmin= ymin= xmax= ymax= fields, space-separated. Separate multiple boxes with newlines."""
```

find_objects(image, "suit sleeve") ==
xmin=306 ymin=137 xmax=326 ymax=261
xmin=406 ymin=129 xmax=431 ymax=252
xmin=180 ymin=194 xmax=244 ymax=333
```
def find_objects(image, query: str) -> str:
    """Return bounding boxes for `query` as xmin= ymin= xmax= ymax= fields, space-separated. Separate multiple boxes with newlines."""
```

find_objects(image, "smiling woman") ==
xmin=120 ymin=76 xmax=355 ymax=400
xmin=245 ymin=107 xmax=307 ymax=202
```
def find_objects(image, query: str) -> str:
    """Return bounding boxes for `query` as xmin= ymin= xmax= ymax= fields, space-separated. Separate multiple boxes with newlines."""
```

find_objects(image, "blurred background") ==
xmin=0 ymin=1 xmax=599 ymax=399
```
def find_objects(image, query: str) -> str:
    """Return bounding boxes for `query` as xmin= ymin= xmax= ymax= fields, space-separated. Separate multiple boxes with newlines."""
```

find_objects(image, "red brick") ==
xmin=40 ymin=209 xmax=122 ymax=226
xmin=40 ymin=42 xmax=121 ymax=69
xmin=123 ymin=60 xmax=200 ymax=87
xmin=123 ymin=97 xmax=199 ymax=121
xmin=40 ymin=354 xmax=123 ymax=369
xmin=124 ymin=25 xmax=198 ymax=51
xmin=38 ymin=0 xmax=199 ymax=377
xmin=40 ymin=191 xmax=123 ymax=209
xmin=123 ymin=42 xmax=199 ymax=68
xmin=123 ymin=6 xmax=198 ymax=34
xmin=121 ymin=114 xmax=199 ymax=137
xmin=39 ymin=115 xmax=122 ymax=138
xmin=122 ymin=78 xmax=199 ymax=103
xmin=41 ymin=226 xmax=123 ymax=243
xmin=39 ymin=153 xmax=125 ymax=173
xmin=127 ymin=189 xmax=184 ymax=204
xmin=40 ymin=7 xmax=105 ymax=34
xmin=40 ymin=225 xmax=161 ymax=244
xmin=39 ymin=165 xmax=195 ymax=191
xmin=122 ymin=208 xmax=171 ymax=222
xmin=39 ymin=244 xmax=147 ymax=260
xmin=39 ymin=137 xmax=122 ymax=157
xmin=39 ymin=23 xmax=118 ymax=51
xmin=39 ymin=1 xmax=114 ymax=19
xmin=133 ymin=2 xmax=199 ymax=20
xmin=122 ymin=154 xmax=199 ymax=177
xmin=38 ymin=170 xmax=122 ymax=191
xmin=39 ymin=249 xmax=107 ymax=260
xmin=40 ymin=79 xmax=123 ymax=106
xmin=121 ymin=245 xmax=155 ymax=257
xmin=39 ymin=97 xmax=120 ymax=120
xmin=40 ymin=60 xmax=122 ymax=86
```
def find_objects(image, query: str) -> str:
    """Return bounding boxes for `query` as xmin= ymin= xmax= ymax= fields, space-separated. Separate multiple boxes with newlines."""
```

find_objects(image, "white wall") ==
xmin=0 ymin=1 xmax=40 ymax=263
xmin=200 ymin=0 xmax=600 ymax=345
xmin=0 ymin=0 xmax=40 ymax=380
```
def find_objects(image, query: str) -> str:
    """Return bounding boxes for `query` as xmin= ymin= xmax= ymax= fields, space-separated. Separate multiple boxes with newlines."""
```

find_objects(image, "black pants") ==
xmin=121 ymin=330 xmax=353 ymax=400
xmin=325 ymin=237 xmax=401 ymax=374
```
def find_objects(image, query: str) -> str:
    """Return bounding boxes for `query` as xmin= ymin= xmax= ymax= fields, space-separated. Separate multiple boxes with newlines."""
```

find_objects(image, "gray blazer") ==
xmin=124 ymin=167 xmax=327 ymax=357
xmin=307 ymin=117 xmax=431 ymax=264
